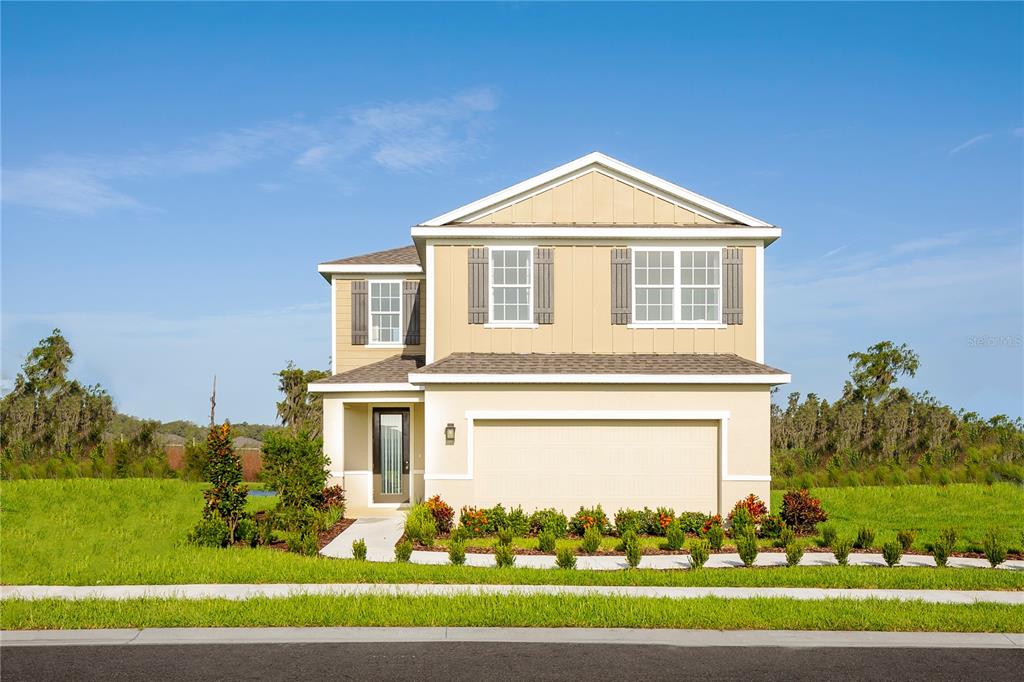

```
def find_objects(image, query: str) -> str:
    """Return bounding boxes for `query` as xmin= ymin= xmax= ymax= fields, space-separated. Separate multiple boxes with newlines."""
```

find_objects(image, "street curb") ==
xmin=2 ymin=627 xmax=1022 ymax=648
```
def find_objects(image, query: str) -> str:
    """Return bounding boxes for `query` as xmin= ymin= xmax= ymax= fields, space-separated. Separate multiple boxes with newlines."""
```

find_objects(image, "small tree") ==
xmin=201 ymin=422 xmax=247 ymax=543
xmin=260 ymin=430 xmax=328 ymax=511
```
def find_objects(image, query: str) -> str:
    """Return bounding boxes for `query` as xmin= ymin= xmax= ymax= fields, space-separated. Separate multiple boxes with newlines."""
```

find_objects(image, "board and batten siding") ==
xmin=334 ymin=276 xmax=426 ymax=372
xmin=432 ymin=244 xmax=756 ymax=360
xmin=468 ymin=171 xmax=713 ymax=225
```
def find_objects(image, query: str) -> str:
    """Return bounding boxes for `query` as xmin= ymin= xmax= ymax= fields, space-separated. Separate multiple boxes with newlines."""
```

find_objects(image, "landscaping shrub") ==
xmin=404 ymin=504 xmax=437 ymax=547
xmin=785 ymin=541 xmax=804 ymax=567
xmin=897 ymin=529 xmax=916 ymax=552
xmin=882 ymin=541 xmax=903 ymax=567
xmin=528 ymin=508 xmax=568 ymax=537
xmin=256 ymin=517 xmax=275 ymax=546
xmin=736 ymin=529 xmax=759 ymax=567
xmin=496 ymin=527 xmax=514 ymax=547
xmin=932 ymin=539 xmax=951 ymax=568
xmin=537 ymin=530 xmax=556 ymax=554
xmin=833 ymin=537 xmax=852 ymax=566
xmin=728 ymin=506 xmax=754 ymax=538
xmin=655 ymin=507 xmax=676 ymax=535
xmin=351 ymin=538 xmax=367 ymax=561
xmin=819 ymin=524 xmax=837 ymax=548
xmin=776 ymin=526 xmax=795 ymax=549
xmin=319 ymin=485 xmax=346 ymax=514
xmin=236 ymin=516 xmax=258 ymax=548
xmin=939 ymin=527 xmax=959 ymax=553
xmin=483 ymin=504 xmax=509 ymax=532
xmin=201 ymin=423 xmax=248 ymax=543
xmin=706 ymin=523 xmax=725 ymax=551
xmin=622 ymin=530 xmax=642 ymax=568
xmin=779 ymin=489 xmax=827 ymax=533
xmin=187 ymin=516 xmax=229 ymax=548
xmin=570 ymin=505 xmax=609 ymax=536
xmin=665 ymin=519 xmax=685 ymax=551
xmin=580 ymin=526 xmax=602 ymax=554
xmin=394 ymin=539 xmax=413 ymax=563
xmin=854 ymin=526 xmax=876 ymax=549
xmin=700 ymin=514 xmax=723 ymax=535
xmin=448 ymin=539 xmax=466 ymax=566
xmin=494 ymin=543 xmax=516 ymax=568
xmin=459 ymin=507 xmax=490 ymax=537
xmin=728 ymin=494 xmax=767 ymax=526
xmin=759 ymin=514 xmax=784 ymax=539
xmin=983 ymin=529 xmax=1006 ymax=568
xmin=450 ymin=525 xmax=469 ymax=543
xmin=613 ymin=508 xmax=645 ymax=537
xmin=676 ymin=511 xmax=710 ymax=534
xmin=506 ymin=506 xmax=530 ymax=537
xmin=423 ymin=495 xmax=453 ymax=534
xmin=555 ymin=546 xmax=577 ymax=569
xmin=287 ymin=530 xmax=318 ymax=557
xmin=688 ymin=539 xmax=710 ymax=569
xmin=260 ymin=430 xmax=327 ymax=511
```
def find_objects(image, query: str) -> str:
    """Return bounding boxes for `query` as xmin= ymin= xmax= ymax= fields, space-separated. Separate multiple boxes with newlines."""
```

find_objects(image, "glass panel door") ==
xmin=373 ymin=408 xmax=410 ymax=503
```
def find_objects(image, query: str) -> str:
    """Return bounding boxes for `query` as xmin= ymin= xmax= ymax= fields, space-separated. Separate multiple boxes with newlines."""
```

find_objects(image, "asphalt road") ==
xmin=3 ymin=642 xmax=1021 ymax=681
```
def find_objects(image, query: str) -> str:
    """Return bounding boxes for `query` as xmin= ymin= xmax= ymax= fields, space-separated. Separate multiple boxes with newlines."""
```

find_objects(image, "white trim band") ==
xmin=307 ymin=383 xmax=422 ymax=393
xmin=411 ymin=226 xmax=781 ymax=242
xmin=318 ymin=264 xmax=423 ymax=274
xmin=408 ymin=373 xmax=791 ymax=385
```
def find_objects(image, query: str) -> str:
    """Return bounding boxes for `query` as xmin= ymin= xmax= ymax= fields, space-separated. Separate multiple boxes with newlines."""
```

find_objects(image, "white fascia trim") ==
xmin=318 ymin=264 xmax=423 ymax=274
xmin=425 ymin=243 xmax=436 ymax=363
xmin=411 ymin=226 xmax=782 ymax=243
xmin=420 ymin=152 xmax=772 ymax=227
xmin=307 ymin=383 xmax=421 ymax=393
xmin=407 ymin=373 xmax=792 ymax=385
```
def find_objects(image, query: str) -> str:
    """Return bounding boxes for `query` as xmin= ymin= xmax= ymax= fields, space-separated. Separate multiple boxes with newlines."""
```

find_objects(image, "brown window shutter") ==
xmin=533 ymin=247 xmax=554 ymax=324
xmin=402 ymin=280 xmax=421 ymax=345
xmin=611 ymin=247 xmax=632 ymax=325
xmin=722 ymin=247 xmax=744 ymax=325
xmin=468 ymin=246 xmax=489 ymax=324
xmin=351 ymin=279 xmax=368 ymax=345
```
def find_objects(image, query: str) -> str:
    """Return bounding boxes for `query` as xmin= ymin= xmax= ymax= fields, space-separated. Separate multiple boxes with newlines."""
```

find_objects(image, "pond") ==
xmin=247 ymin=489 xmax=277 ymax=497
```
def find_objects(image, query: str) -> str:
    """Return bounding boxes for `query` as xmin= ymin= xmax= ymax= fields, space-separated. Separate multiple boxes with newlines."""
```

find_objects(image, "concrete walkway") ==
xmin=320 ymin=517 xmax=405 ymax=561
xmin=406 ymin=549 xmax=1024 ymax=570
xmin=3 ymin=583 xmax=1023 ymax=605
xmin=3 ymin=627 xmax=1021 ymax=648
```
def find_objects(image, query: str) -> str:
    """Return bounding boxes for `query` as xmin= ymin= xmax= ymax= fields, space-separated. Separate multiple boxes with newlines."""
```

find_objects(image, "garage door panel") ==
xmin=473 ymin=419 xmax=718 ymax=514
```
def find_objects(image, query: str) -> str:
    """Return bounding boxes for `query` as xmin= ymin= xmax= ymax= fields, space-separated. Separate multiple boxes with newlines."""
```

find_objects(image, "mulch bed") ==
xmin=237 ymin=511 xmax=355 ymax=553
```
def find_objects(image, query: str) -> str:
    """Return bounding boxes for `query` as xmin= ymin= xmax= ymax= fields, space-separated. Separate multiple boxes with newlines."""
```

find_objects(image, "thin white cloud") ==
xmin=2 ymin=87 xmax=498 ymax=214
xmin=823 ymin=245 xmax=846 ymax=259
xmin=948 ymin=133 xmax=992 ymax=156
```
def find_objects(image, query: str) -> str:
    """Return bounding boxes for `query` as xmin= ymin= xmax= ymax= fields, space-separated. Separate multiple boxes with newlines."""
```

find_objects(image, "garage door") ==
xmin=472 ymin=419 xmax=718 ymax=514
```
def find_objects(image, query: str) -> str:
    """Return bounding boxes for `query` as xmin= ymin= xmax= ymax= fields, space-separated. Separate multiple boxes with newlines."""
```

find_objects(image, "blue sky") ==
xmin=3 ymin=2 xmax=1022 ymax=425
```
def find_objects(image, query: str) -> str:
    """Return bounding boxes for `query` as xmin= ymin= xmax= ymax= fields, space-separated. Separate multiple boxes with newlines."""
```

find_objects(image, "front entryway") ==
xmin=372 ymin=408 xmax=410 ymax=504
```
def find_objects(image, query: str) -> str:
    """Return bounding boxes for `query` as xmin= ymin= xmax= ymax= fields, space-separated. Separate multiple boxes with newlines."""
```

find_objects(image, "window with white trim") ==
xmin=490 ymin=248 xmax=532 ymax=323
xmin=369 ymin=281 xmax=402 ymax=344
xmin=633 ymin=248 xmax=722 ymax=325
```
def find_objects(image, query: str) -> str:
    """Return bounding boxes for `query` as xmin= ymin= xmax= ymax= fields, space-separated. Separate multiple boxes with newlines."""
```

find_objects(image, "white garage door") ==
xmin=472 ymin=419 xmax=718 ymax=514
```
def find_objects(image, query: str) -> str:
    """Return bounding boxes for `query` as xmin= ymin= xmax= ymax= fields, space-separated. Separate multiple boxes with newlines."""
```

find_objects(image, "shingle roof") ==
xmin=312 ymin=354 xmax=425 ymax=385
xmin=413 ymin=353 xmax=786 ymax=376
xmin=321 ymin=245 xmax=420 ymax=266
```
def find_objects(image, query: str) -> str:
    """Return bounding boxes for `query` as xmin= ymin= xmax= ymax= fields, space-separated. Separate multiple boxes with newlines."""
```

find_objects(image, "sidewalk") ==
xmin=319 ymin=517 xmax=405 ymax=561
xmin=3 ymin=583 xmax=1023 ymax=604
xmin=3 ymin=627 xmax=1021 ymax=648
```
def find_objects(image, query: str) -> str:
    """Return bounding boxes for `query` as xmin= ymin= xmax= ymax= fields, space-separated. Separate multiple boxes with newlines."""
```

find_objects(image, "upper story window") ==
xmin=633 ymin=248 xmax=722 ymax=325
xmin=370 ymin=280 xmax=402 ymax=344
xmin=490 ymin=248 xmax=532 ymax=324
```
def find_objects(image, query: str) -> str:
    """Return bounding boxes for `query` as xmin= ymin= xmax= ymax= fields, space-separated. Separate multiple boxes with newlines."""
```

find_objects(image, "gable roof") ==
xmin=420 ymin=152 xmax=772 ymax=228
xmin=321 ymin=245 xmax=420 ymax=266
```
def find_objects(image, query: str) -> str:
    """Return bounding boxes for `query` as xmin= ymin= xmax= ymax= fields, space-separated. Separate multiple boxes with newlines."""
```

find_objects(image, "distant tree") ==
xmin=275 ymin=362 xmax=329 ymax=436
xmin=845 ymin=341 xmax=919 ymax=404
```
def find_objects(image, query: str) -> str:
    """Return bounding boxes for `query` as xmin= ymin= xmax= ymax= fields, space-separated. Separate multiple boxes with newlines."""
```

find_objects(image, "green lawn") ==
xmin=3 ymin=594 xmax=1022 ymax=632
xmin=1 ymin=479 xmax=1021 ymax=589
xmin=772 ymin=484 xmax=1024 ymax=553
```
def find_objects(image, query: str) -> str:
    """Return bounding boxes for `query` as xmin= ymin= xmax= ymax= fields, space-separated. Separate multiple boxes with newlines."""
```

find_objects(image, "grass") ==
xmin=772 ymin=483 xmax=1024 ymax=553
xmin=2 ymin=595 xmax=1021 ymax=632
xmin=1 ymin=479 xmax=1021 ymax=589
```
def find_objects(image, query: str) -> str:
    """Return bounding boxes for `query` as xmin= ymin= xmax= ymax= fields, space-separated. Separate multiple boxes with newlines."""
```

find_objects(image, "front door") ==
xmin=372 ymin=408 xmax=410 ymax=503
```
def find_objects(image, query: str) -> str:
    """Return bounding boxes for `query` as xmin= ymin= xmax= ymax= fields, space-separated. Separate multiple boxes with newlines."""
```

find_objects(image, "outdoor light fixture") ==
xmin=444 ymin=423 xmax=456 ymax=445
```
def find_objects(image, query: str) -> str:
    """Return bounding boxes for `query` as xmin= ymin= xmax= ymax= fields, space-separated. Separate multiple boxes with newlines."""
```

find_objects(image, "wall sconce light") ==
xmin=444 ymin=423 xmax=456 ymax=445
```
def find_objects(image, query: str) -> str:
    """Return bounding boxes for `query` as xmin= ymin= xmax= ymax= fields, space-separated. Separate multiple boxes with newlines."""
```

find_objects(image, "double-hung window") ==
xmin=369 ymin=281 xmax=402 ymax=344
xmin=490 ymin=248 xmax=532 ymax=324
xmin=633 ymin=248 xmax=722 ymax=325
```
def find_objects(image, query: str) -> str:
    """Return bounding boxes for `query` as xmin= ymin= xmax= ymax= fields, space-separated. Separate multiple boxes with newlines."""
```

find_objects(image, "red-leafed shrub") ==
xmin=780 ymin=489 xmax=828 ymax=533
xmin=727 ymin=494 xmax=768 ymax=525
xmin=701 ymin=514 xmax=723 ymax=535
xmin=570 ymin=505 xmax=610 ymax=536
xmin=319 ymin=485 xmax=346 ymax=511
xmin=459 ymin=506 xmax=490 ymax=537
xmin=424 ymin=495 xmax=454 ymax=534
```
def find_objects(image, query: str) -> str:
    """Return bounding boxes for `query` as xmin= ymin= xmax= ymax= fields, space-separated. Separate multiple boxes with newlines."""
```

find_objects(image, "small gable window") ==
xmin=633 ymin=248 xmax=722 ymax=326
xmin=490 ymin=248 xmax=532 ymax=324
xmin=369 ymin=281 xmax=402 ymax=344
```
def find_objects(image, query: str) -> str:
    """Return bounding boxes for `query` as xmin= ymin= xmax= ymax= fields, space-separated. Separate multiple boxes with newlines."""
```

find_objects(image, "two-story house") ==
xmin=309 ymin=152 xmax=789 ymax=518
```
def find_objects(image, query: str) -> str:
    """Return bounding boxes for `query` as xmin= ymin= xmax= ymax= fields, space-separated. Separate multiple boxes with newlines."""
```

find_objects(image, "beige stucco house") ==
xmin=309 ymin=152 xmax=789 ymax=517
